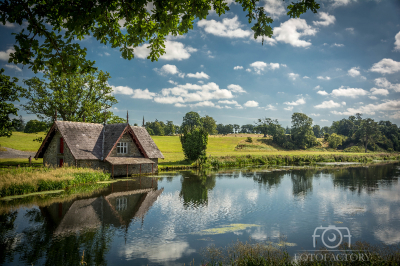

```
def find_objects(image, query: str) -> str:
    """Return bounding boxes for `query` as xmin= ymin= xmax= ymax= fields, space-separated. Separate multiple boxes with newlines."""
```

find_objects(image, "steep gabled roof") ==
xmin=35 ymin=121 xmax=164 ymax=160
xmin=131 ymin=126 xmax=164 ymax=159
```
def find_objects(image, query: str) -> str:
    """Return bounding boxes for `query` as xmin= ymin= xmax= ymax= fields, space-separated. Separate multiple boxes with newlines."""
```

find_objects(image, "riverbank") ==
xmin=0 ymin=166 xmax=110 ymax=197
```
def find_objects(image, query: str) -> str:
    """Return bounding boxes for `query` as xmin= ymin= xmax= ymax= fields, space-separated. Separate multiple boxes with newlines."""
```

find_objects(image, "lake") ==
xmin=1 ymin=163 xmax=399 ymax=265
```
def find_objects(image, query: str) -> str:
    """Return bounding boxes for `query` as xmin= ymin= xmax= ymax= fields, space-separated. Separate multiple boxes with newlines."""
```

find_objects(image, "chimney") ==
xmin=101 ymin=111 xmax=107 ymax=161
xmin=127 ymin=110 xmax=129 ymax=124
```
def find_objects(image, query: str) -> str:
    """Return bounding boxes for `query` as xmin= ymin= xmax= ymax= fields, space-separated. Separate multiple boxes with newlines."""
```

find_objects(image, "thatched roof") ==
xmin=35 ymin=121 xmax=164 ymax=160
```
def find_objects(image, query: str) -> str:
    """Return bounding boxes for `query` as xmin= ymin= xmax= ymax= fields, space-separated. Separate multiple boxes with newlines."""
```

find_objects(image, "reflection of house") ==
xmin=35 ymin=121 xmax=164 ymax=176
xmin=41 ymin=178 xmax=163 ymax=235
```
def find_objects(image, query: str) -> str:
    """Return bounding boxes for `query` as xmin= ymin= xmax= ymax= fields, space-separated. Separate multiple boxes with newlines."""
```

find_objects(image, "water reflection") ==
xmin=0 ymin=163 xmax=399 ymax=265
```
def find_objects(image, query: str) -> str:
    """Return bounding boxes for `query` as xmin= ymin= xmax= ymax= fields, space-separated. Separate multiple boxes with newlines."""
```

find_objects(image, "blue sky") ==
xmin=1 ymin=0 xmax=400 ymax=127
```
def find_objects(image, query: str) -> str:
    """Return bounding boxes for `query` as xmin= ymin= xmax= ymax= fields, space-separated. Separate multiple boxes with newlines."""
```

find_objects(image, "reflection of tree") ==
xmin=180 ymin=171 xmax=216 ymax=208
xmin=331 ymin=164 xmax=399 ymax=194
xmin=291 ymin=173 xmax=313 ymax=197
xmin=0 ymin=211 xmax=18 ymax=265
xmin=249 ymin=171 xmax=286 ymax=191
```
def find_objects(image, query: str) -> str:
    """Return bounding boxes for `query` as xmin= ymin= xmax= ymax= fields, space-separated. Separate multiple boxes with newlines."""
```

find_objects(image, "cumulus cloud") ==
xmin=284 ymin=98 xmax=305 ymax=106
xmin=320 ymin=119 xmax=328 ymax=122
xmin=395 ymin=31 xmax=400 ymax=51
xmin=134 ymin=41 xmax=197 ymax=61
xmin=111 ymin=85 xmax=134 ymax=95
xmin=313 ymin=12 xmax=335 ymax=26
xmin=244 ymin=100 xmax=259 ymax=107
xmin=331 ymin=100 xmax=400 ymax=116
xmin=317 ymin=76 xmax=331 ymax=80
xmin=197 ymin=16 xmax=252 ymax=38
xmin=348 ymin=67 xmax=360 ymax=77
xmin=234 ymin=66 xmax=243 ymax=70
xmin=263 ymin=0 xmax=286 ymax=19
xmin=187 ymin=72 xmax=210 ymax=79
xmin=345 ymin=27 xmax=355 ymax=34
xmin=0 ymin=48 xmax=15 ymax=61
xmin=227 ymin=84 xmax=246 ymax=93
xmin=370 ymin=87 xmax=389 ymax=96
xmin=310 ymin=113 xmax=320 ymax=116
xmin=314 ymin=100 xmax=342 ymax=109
xmin=248 ymin=61 xmax=280 ymax=74
xmin=332 ymin=43 xmax=344 ymax=47
xmin=288 ymin=73 xmax=299 ymax=80
xmin=332 ymin=0 xmax=356 ymax=8
xmin=303 ymin=76 xmax=310 ymax=79
xmin=273 ymin=18 xmax=317 ymax=47
xmin=374 ymin=77 xmax=400 ymax=92
xmin=246 ymin=68 xmax=251 ymax=72
xmin=284 ymin=106 xmax=293 ymax=111
xmin=132 ymin=88 xmax=157 ymax=99
xmin=4 ymin=64 xmax=22 ymax=72
xmin=331 ymin=86 xmax=369 ymax=97
xmin=317 ymin=90 xmax=329 ymax=95
xmin=154 ymin=64 xmax=185 ymax=77
xmin=369 ymin=96 xmax=378 ymax=100
xmin=218 ymin=100 xmax=241 ymax=107
xmin=265 ymin=104 xmax=277 ymax=110
xmin=314 ymin=85 xmax=321 ymax=90
xmin=370 ymin=58 xmax=400 ymax=74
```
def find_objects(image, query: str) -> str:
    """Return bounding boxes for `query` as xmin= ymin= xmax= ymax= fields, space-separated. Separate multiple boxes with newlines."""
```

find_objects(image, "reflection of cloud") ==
xmin=246 ymin=189 xmax=258 ymax=203
xmin=251 ymin=227 xmax=268 ymax=241
xmin=120 ymin=240 xmax=195 ymax=262
xmin=374 ymin=228 xmax=400 ymax=245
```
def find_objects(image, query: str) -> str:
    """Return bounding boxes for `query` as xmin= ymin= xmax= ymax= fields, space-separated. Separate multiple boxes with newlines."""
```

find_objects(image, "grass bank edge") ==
xmin=0 ymin=166 xmax=111 ymax=198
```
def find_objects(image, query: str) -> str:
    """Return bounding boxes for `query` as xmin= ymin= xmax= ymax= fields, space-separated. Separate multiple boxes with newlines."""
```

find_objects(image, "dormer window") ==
xmin=117 ymin=142 xmax=128 ymax=154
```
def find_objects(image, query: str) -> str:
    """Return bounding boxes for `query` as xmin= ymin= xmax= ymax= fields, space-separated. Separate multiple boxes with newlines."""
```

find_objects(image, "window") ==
xmin=116 ymin=197 xmax=127 ymax=211
xmin=117 ymin=142 xmax=128 ymax=154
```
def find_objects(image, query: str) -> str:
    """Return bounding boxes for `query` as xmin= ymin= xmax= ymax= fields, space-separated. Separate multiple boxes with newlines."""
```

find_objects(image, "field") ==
xmin=0 ymin=132 xmax=387 ymax=168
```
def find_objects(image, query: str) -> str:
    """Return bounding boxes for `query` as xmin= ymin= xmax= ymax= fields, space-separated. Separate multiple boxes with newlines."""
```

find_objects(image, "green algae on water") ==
xmin=194 ymin=224 xmax=260 ymax=235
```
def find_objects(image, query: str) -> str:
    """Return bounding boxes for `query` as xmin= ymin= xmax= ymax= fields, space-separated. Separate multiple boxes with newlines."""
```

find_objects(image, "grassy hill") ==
xmin=0 ymin=132 xmax=383 ymax=167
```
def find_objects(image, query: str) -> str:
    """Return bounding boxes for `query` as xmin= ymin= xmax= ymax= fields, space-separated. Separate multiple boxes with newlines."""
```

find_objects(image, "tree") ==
xmin=240 ymin=124 xmax=254 ymax=133
xmin=357 ymin=118 xmax=381 ymax=153
xmin=164 ymin=120 xmax=176 ymax=135
xmin=23 ymin=68 xmax=117 ymax=122
xmin=291 ymin=112 xmax=317 ymax=149
xmin=180 ymin=126 xmax=208 ymax=161
xmin=233 ymin=124 xmax=240 ymax=134
xmin=201 ymin=115 xmax=217 ymax=135
xmin=255 ymin=118 xmax=279 ymax=137
xmin=107 ymin=114 xmax=126 ymax=124
xmin=328 ymin=133 xmax=346 ymax=149
xmin=0 ymin=1 xmax=319 ymax=74
xmin=181 ymin=112 xmax=202 ymax=132
xmin=216 ymin=124 xmax=233 ymax=135
xmin=0 ymin=69 xmax=25 ymax=137
xmin=24 ymin=120 xmax=49 ymax=133
xmin=11 ymin=116 xmax=25 ymax=132
xmin=312 ymin=125 xmax=322 ymax=138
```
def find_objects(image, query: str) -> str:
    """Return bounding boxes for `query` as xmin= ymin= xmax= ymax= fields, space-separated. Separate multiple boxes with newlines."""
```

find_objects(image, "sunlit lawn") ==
xmin=0 ymin=132 xmax=46 ymax=151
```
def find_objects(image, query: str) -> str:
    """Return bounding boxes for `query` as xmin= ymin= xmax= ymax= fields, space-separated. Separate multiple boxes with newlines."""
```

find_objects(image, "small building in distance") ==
xmin=34 ymin=121 xmax=164 ymax=177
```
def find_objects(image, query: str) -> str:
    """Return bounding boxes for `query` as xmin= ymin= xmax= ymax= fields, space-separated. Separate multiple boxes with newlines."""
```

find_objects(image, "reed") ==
xmin=0 ymin=166 xmax=110 ymax=197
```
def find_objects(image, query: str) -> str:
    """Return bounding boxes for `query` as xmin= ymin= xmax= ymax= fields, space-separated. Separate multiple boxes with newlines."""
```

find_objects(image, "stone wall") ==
xmin=108 ymin=158 xmax=158 ymax=177
xmin=43 ymin=131 xmax=75 ymax=167
xmin=109 ymin=133 xmax=143 ymax=157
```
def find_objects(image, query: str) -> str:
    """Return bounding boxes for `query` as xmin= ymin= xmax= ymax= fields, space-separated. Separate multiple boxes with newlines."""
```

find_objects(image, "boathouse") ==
xmin=34 ymin=120 xmax=164 ymax=177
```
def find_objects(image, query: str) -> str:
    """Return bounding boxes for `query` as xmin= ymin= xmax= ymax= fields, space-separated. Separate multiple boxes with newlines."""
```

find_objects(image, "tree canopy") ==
xmin=0 ymin=0 xmax=319 ymax=74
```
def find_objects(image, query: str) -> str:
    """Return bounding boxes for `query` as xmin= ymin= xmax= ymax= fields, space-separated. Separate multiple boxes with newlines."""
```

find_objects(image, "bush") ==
xmin=246 ymin=137 xmax=253 ymax=143
xmin=328 ymin=133 xmax=346 ymax=149
xmin=180 ymin=126 xmax=208 ymax=161
xmin=324 ymin=133 xmax=330 ymax=141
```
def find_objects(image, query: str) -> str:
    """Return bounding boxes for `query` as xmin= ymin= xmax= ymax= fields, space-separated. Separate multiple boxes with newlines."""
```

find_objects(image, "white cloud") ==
xmin=314 ymin=100 xmax=341 ymax=109
xmin=332 ymin=0 xmax=356 ymax=8
xmin=284 ymin=98 xmax=305 ymax=106
xmin=331 ymin=86 xmax=369 ymax=98
xmin=263 ymin=0 xmax=286 ymax=19
xmin=395 ymin=31 xmax=400 ymax=51
xmin=303 ymin=76 xmax=310 ymax=79
xmin=234 ymin=66 xmax=243 ymax=70
xmin=314 ymin=85 xmax=321 ymax=90
xmin=227 ymin=84 xmax=246 ymax=93
xmin=370 ymin=58 xmax=400 ymax=74
xmin=317 ymin=90 xmax=329 ymax=96
xmin=111 ymin=85 xmax=134 ymax=95
xmin=313 ymin=12 xmax=336 ymax=27
xmin=1 ymin=22 xmax=15 ymax=28
xmin=310 ymin=113 xmax=320 ymax=116
xmin=132 ymin=88 xmax=156 ymax=99
xmin=187 ymin=72 xmax=210 ymax=79
xmin=0 ymin=48 xmax=15 ymax=61
xmin=246 ymin=68 xmax=251 ymax=72
xmin=345 ymin=27 xmax=355 ymax=34
xmin=370 ymin=87 xmax=389 ymax=96
xmin=134 ymin=41 xmax=197 ymax=61
xmin=288 ymin=73 xmax=299 ymax=80
xmin=342 ymin=101 xmax=346 ymax=106
xmin=154 ymin=64 xmax=184 ymax=77
xmin=331 ymin=100 xmax=400 ymax=116
xmin=192 ymin=101 xmax=216 ymax=107
xmin=197 ymin=16 xmax=252 ymax=38
xmin=284 ymin=106 xmax=293 ymax=111
xmin=374 ymin=77 xmax=400 ymax=92
xmin=174 ymin=103 xmax=187 ymax=107
xmin=198 ymin=80 xmax=204 ymax=84
xmin=332 ymin=43 xmax=344 ymax=47
xmin=369 ymin=96 xmax=378 ymax=100
xmin=273 ymin=18 xmax=317 ymax=47
xmin=154 ymin=96 xmax=184 ymax=104
xmin=320 ymin=119 xmax=328 ymax=122
xmin=348 ymin=67 xmax=360 ymax=77
xmin=218 ymin=100 xmax=239 ymax=106
xmin=249 ymin=61 xmax=280 ymax=74
xmin=244 ymin=100 xmax=259 ymax=107
xmin=168 ymin=80 xmax=178 ymax=85
xmin=104 ymin=52 xmax=110 ymax=56
xmin=317 ymin=76 xmax=331 ymax=80
xmin=265 ymin=104 xmax=277 ymax=110
xmin=4 ymin=64 xmax=22 ymax=72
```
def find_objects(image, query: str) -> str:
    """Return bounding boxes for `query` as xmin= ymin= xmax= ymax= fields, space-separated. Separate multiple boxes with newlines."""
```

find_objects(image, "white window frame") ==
xmin=117 ymin=142 xmax=128 ymax=154
xmin=116 ymin=197 xmax=127 ymax=211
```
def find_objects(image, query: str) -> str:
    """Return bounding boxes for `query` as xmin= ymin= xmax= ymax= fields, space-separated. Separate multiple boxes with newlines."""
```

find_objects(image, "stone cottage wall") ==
xmin=43 ymin=131 xmax=75 ymax=167
xmin=108 ymin=158 xmax=159 ymax=177
xmin=109 ymin=133 xmax=143 ymax=157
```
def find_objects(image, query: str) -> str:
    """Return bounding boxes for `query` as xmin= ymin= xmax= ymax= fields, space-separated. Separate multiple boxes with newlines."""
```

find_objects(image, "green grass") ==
xmin=0 ymin=158 xmax=43 ymax=167
xmin=0 ymin=131 xmax=46 ymax=151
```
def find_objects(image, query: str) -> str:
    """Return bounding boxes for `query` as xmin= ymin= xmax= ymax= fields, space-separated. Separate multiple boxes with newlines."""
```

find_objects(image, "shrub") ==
xmin=328 ymin=133 xmax=346 ymax=149
xmin=324 ymin=133 xmax=330 ymax=141
xmin=246 ymin=137 xmax=253 ymax=143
